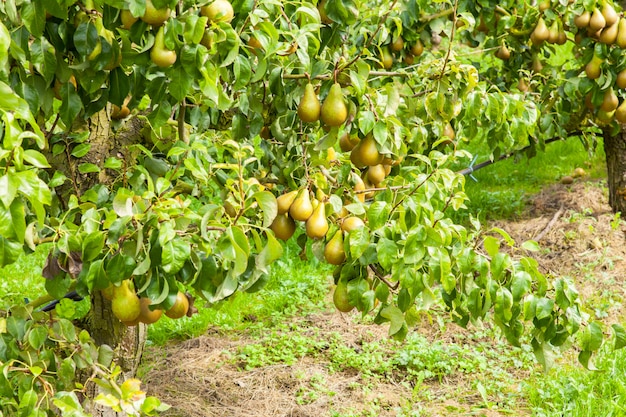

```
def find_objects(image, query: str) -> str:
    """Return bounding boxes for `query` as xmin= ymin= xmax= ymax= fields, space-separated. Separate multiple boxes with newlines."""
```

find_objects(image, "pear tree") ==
xmin=1 ymin=0 xmax=626 ymax=415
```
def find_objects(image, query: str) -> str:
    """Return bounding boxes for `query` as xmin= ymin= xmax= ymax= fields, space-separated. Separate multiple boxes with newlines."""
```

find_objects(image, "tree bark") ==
xmin=604 ymin=128 xmax=626 ymax=213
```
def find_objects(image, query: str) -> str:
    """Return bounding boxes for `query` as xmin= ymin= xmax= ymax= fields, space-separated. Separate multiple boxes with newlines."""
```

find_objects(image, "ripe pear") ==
xmin=321 ymin=83 xmax=348 ymax=127
xmin=531 ymin=17 xmax=550 ymax=45
xmin=585 ymin=54 xmax=602 ymax=79
xmin=270 ymin=213 xmax=296 ymax=240
xmin=201 ymin=0 xmax=234 ymax=23
xmin=297 ymin=83 xmax=321 ymax=123
xmin=341 ymin=216 xmax=365 ymax=233
xmin=390 ymin=36 xmax=404 ymax=52
xmin=339 ymin=133 xmax=359 ymax=152
xmin=353 ymin=175 xmax=366 ymax=203
xmin=596 ymin=108 xmax=615 ymax=124
xmin=411 ymin=39 xmax=424 ymax=56
xmin=589 ymin=7 xmax=606 ymax=31
xmin=151 ymin=26 xmax=177 ymax=68
xmin=289 ymin=189 xmax=314 ymax=221
xmin=277 ymin=190 xmax=298 ymax=214
xmin=305 ymin=201 xmax=329 ymax=239
xmin=617 ymin=18 xmax=626 ymax=48
xmin=442 ymin=122 xmax=455 ymax=140
xmin=366 ymin=164 xmax=386 ymax=185
xmin=600 ymin=21 xmax=619 ymax=44
xmin=350 ymin=135 xmax=382 ymax=168
xmin=111 ymin=280 xmax=141 ymax=323
xmin=601 ymin=88 xmax=619 ymax=112
xmin=602 ymin=2 xmax=618 ymax=27
xmin=138 ymin=297 xmax=163 ymax=324
xmin=380 ymin=47 xmax=393 ymax=69
xmin=324 ymin=230 xmax=346 ymax=265
xmin=615 ymin=100 xmax=626 ymax=123
xmin=141 ymin=0 xmax=170 ymax=26
xmin=617 ymin=69 xmax=626 ymax=89
xmin=547 ymin=21 xmax=560 ymax=44
xmin=495 ymin=43 xmax=510 ymax=60
xmin=574 ymin=11 xmax=591 ymax=28
xmin=121 ymin=9 xmax=138 ymax=29
xmin=165 ymin=291 xmax=190 ymax=319
xmin=333 ymin=279 xmax=354 ymax=312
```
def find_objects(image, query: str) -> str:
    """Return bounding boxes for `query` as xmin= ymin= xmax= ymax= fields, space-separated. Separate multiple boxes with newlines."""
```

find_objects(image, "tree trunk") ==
xmin=604 ymin=128 xmax=626 ymax=213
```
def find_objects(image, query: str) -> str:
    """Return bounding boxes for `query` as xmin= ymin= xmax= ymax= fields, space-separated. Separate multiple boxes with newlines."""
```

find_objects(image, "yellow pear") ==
xmin=138 ymin=297 xmax=162 ymax=324
xmin=617 ymin=18 xmax=626 ymax=48
xmin=589 ymin=7 xmax=607 ymax=31
xmin=165 ymin=291 xmax=190 ymax=319
xmin=201 ymin=0 xmax=234 ymax=23
xmin=353 ymin=175 xmax=366 ymax=203
xmin=600 ymin=21 xmax=619 ymax=44
xmin=411 ymin=39 xmax=424 ymax=56
xmin=601 ymin=87 xmax=618 ymax=112
xmin=597 ymin=108 xmax=615 ymax=124
xmin=339 ymin=133 xmax=359 ymax=152
xmin=297 ymin=83 xmax=321 ymax=123
xmin=150 ymin=26 xmax=177 ymax=68
xmin=390 ymin=36 xmax=404 ymax=52
xmin=321 ymin=83 xmax=348 ymax=127
xmin=350 ymin=135 xmax=382 ymax=168
xmin=270 ymin=213 xmax=296 ymax=240
xmin=121 ymin=9 xmax=138 ymax=29
xmin=380 ymin=47 xmax=393 ymax=69
xmin=531 ymin=17 xmax=550 ymax=45
xmin=617 ymin=69 xmax=626 ymax=89
xmin=289 ymin=189 xmax=314 ymax=221
xmin=141 ymin=0 xmax=170 ymax=26
xmin=111 ymin=280 xmax=141 ymax=323
xmin=277 ymin=190 xmax=298 ymax=214
xmin=306 ymin=201 xmax=329 ymax=239
xmin=615 ymin=100 xmax=626 ymax=123
xmin=574 ymin=11 xmax=591 ymax=28
xmin=366 ymin=164 xmax=386 ymax=185
xmin=333 ymin=279 xmax=354 ymax=312
xmin=341 ymin=216 xmax=365 ymax=233
xmin=585 ymin=54 xmax=602 ymax=79
xmin=602 ymin=2 xmax=618 ymax=27
xmin=324 ymin=230 xmax=346 ymax=265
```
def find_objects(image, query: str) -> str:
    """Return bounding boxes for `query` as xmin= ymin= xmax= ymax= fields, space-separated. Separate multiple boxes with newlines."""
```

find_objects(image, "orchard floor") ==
xmin=142 ymin=178 xmax=626 ymax=417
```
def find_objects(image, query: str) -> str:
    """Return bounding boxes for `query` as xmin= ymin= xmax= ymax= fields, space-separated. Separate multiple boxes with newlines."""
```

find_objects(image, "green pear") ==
xmin=270 ymin=213 xmax=296 ymax=241
xmin=112 ymin=279 xmax=141 ymax=323
xmin=574 ymin=11 xmax=591 ymax=28
xmin=324 ymin=230 xmax=346 ymax=265
xmin=297 ymin=83 xmax=321 ymax=123
xmin=333 ymin=279 xmax=354 ymax=312
xmin=141 ymin=0 xmax=170 ymax=26
xmin=617 ymin=18 xmax=626 ymax=48
xmin=277 ymin=190 xmax=298 ymax=214
xmin=150 ymin=26 xmax=177 ymax=68
xmin=289 ymin=189 xmax=314 ymax=221
xmin=321 ymin=83 xmax=348 ymax=127
xmin=589 ymin=7 xmax=607 ymax=31
xmin=305 ymin=201 xmax=329 ymax=239
xmin=350 ymin=134 xmax=382 ymax=168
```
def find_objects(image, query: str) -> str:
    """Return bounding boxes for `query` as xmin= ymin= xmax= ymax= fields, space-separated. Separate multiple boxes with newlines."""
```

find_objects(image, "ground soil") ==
xmin=142 ymin=179 xmax=626 ymax=417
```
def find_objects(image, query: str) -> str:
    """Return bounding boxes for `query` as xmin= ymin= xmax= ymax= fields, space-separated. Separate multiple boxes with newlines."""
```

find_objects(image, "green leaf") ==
xmin=82 ymin=232 xmax=105 ymax=262
xmin=580 ymin=322 xmax=603 ymax=352
xmin=71 ymin=143 xmax=91 ymax=158
xmin=58 ymin=83 xmax=83 ymax=126
xmin=109 ymin=67 xmax=131 ymax=106
xmin=23 ymin=149 xmax=50 ymax=168
xmin=483 ymin=235 xmax=500 ymax=257
xmin=367 ymin=201 xmax=390 ymax=231
xmin=613 ymin=324 xmax=626 ymax=350
xmin=531 ymin=337 xmax=554 ymax=372
xmin=380 ymin=305 xmax=405 ymax=336
xmin=256 ymin=232 xmax=283 ymax=271
xmin=0 ymin=174 xmax=18 ymax=208
xmin=253 ymin=191 xmax=278 ymax=228
xmin=27 ymin=326 xmax=47 ymax=350
xmin=78 ymin=163 xmax=100 ymax=174
xmin=162 ymin=239 xmax=191 ymax=275
xmin=535 ymin=297 xmax=554 ymax=320
xmin=21 ymin=2 xmax=46 ymax=37
xmin=0 ymin=236 xmax=22 ymax=267
xmin=521 ymin=240 xmax=540 ymax=252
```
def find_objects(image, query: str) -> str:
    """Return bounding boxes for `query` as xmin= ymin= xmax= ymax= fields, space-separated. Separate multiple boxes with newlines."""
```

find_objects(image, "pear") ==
xmin=442 ymin=122 xmax=455 ymax=140
xmin=601 ymin=88 xmax=619 ymax=112
xmin=141 ymin=0 xmax=170 ymax=26
xmin=353 ymin=174 xmax=366 ymax=203
xmin=366 ymin=164 xmax=386 ymax=185
xmin=165 ymin=291 xmax=190 ymax=319
xmin=574 ymin=10 xmax=591 ymax=28
xmin=350 ymin=135 xmax=382 ymax=168
xmin=538 ymin=0 xmax=550 ymax=12
xmin=305 ymin=201 xmax=329 ymax=239
xmin=589 ymin=7 xmax=606 ymax=31
xmin=201 ymin=0 xmax=234 ymax=23
xmin=615 ymin=100 xmax=626 ymax=123
xmin=270 ymin=213 xmax=296 ymax=240
xmin=617 ymin=69 xmax=626 ymax=89
xmin=547 ymin=21 xmax=560 ymax=44
xmin=341 ymin=216 xmax=365 ymax=233
xmin=585 ymin=93 xmax=595 ymax=111
xmin=532 ymin=55 xmax=543 ymax=73
xmin=324 ymin=230 xmax=346 ymax=265
xmin=531 ymin=17 xmax=550 ymax=45
xmin=138 ymin=297 xmax=162 ymax=324
xmin=617 ymin=18 xmax=626 ymax=48
xmin=404 ymin=53 xmax=415 ymax=65
xmin=495 ymin=43 xmax=510 ymax=60
xmin=101 ymin=284 xmax=115 ymax=300
xmin=411 ymin=39 xmax=424 ymax=56
xmin=600 ymin=21 xmax=619 ymax=44
xmin=111 ymin=280 xmax=141 ymax=323
xmin=333 ymin=279 xmax=354 ymax=312
xmin=339 ymin=133 xmax=359 ymax=152
xmin=602 ymin=2 xmax=618 ymax=27
xmin=585 ymin=54 xmax=602 ymax=79
xmin=121 ymin=9 xmax=138 ymax=29
xmin=390 ymin=36 xmax=404 ymax=52
xmin=289 ymin=189 xmax=314 ymax=221
xmin=321 ymin=83 xmax=348 ymax=127
xmin=597 ymin=108 xmax=615 ymax=124
xmin=297 ymin=83 xmax=321 ymax=123
xmin=150 ymin=27 xmax=177 ymax=68
xmin=277 ymin=190 xmax=298 ymax=214
xmin=380 ymin=47 xmax=393 ymax=69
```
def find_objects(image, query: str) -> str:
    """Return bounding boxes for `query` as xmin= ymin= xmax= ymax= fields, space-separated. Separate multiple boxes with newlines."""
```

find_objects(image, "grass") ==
xmin=456 ymin=137 xmax=606 ymax=221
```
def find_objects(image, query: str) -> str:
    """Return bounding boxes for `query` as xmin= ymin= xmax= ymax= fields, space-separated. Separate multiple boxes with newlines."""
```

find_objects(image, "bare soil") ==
xmin=142 ymin=179 xmax=626 ymax=417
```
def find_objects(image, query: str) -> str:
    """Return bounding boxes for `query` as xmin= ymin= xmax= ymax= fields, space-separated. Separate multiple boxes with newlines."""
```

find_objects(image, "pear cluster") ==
xmin=297 ymin=82 xmax=348 ymax=127
xmin=103 ymin=280 xmax=190 ymax=327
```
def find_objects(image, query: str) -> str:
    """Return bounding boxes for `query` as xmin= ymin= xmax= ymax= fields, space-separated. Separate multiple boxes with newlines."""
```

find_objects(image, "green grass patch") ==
xmin=457 ymin=137 xmax=605 ymax=221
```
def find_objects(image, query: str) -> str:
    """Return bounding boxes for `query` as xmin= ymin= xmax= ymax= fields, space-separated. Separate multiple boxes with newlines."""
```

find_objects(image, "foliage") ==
xmin=2 ymin=0 xmax=626 ymax=412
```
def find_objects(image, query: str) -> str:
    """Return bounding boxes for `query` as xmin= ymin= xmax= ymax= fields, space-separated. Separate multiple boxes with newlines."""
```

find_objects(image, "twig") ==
xmin=369 ymin=264 xmax=399 ymax=292
xmin=534 ymin=205 xmax=564 ymax=242
xmin=438 ymin=0 xmax=458 ymax=80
